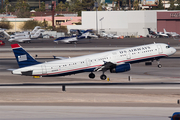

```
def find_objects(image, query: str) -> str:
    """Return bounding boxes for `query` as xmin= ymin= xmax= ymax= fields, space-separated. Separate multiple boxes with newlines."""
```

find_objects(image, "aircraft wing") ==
xmin=54 ymin=36 xmax=78 ymax=43
xmin=53 ymin=56 xmax=70 ymax=59
xmin=94 ymin=61 xmax=116 ymax=72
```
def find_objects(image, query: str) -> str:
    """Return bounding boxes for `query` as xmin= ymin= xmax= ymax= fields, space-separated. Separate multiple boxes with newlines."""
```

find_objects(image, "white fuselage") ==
xmin=62 ymin=37 xmax=78 ymax=43
xmin=12 ymin=43 xmax=176 ymax=76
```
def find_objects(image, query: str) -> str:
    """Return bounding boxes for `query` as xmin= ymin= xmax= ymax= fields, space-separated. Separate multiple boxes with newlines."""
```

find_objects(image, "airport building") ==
xmin=67 ymin=10 xmax=180 ymax=37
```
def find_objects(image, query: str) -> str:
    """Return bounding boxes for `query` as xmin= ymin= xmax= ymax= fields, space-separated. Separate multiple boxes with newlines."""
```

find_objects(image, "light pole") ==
xmin=99 ymin=17 xmax=104 ymax=31
xmin=52 ymin=1 xmax=55 ymax=30
xmin=15 ymin=17 xmax=16 ymax=32
xmin=94 ymin=1 xmax=98 ymax=34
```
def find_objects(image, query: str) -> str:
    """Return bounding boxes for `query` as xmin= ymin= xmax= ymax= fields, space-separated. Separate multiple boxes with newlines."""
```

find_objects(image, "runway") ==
xmin=0 ymin=38 xmax=180 ymax=119
xmin=0 ymin=106 xmax=178 ymax=120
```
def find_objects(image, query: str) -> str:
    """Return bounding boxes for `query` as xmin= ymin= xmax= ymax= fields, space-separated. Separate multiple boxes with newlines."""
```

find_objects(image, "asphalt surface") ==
xmin=0 ymin=37 xmax=180 ymax=119
xmin=2 ymin=37 xmax=180 ymax=48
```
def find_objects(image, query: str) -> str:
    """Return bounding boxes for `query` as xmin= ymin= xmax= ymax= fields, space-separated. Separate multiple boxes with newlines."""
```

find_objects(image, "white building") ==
xmin=67 ymin=10 xmax=159 ymax=37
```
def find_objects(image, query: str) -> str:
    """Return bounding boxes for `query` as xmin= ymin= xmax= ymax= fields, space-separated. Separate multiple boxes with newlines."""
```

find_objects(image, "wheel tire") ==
xmin=89 ymin=73 xmax=95 ymax=79
xmin=158 ymin=64 xmax=162 ymax=68
xmin=100 ymin=74 xmax=107 ymax=80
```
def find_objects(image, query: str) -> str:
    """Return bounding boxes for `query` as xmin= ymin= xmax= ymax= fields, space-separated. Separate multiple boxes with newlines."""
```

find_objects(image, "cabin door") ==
xmin=157 ymin=45 xmax=163 ymax=54
xmin=41 ymin=65 xmax=47 ymax=74
xmin=126 ymin=51 xmax=131 ymax=59
xmin=86 ymin=58 xmax=91 ymax=66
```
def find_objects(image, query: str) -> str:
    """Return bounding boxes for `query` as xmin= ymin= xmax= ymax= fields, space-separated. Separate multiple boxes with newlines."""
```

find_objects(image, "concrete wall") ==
xmin=0 ymin=18 xmax=34 ymax=32
xmin=67 ymin=11 xmax=158 ymax=37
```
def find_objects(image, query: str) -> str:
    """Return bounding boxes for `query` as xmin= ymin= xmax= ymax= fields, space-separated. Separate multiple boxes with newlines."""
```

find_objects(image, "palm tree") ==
xmin=176 ymin=0 xmax=180 ymax=9
xmin=1 ymin=0 xmax=3 ymax=8
xmin=56 ymin=1 xmax=66 ymax=13
xmin=129 ymin=0 xmax=131 ymax=10
xmin=65 ymin=2 xmax=70 ymax=11
xmin=133 ymin=0 xmax=139 ymax=10
xmin=5 ymin=0 xmax=10 ymax=14
xmin=168 ymin=0 xmax=176 ymax=10
xmin=15 ymin=0 xmax=30 ymax=18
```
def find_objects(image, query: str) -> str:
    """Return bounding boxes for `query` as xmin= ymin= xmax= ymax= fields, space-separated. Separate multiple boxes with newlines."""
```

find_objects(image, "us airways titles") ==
xmin=119 ymin=46 xmax=151 ymax=54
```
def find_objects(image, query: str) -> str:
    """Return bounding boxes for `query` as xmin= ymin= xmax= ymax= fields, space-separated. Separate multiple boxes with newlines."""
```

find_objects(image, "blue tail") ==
xmin=11 ymin=44 xmax=41 ymax=68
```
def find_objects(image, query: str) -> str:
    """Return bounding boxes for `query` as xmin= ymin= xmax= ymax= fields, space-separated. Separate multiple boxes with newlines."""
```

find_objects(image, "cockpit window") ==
xmin=166 ymin=45 xmax=170 ymax=48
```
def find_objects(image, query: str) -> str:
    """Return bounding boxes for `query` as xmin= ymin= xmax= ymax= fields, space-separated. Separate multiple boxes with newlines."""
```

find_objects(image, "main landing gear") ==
xmin=100 ymin=74 xmax=107 ymax=80
xmin=88 ymin=72 xmax=107 ymax=80
xmin=89 ymin=72 xmax=95 ymax=79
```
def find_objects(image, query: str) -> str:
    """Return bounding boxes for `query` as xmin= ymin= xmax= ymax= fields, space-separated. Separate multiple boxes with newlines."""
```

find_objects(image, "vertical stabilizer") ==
xmin=163 ymin=28 xmax=167 ymax=34
xmin=147 ymin=28 xmax=151 ymax=34
xmin=11 ymin=44 xmax=40 ymax=68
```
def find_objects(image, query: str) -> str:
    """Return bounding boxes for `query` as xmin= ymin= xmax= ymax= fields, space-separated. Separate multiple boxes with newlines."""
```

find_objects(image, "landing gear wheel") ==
xmin=100 ymin=74 xmax=107 ymax=80
xmin=89 ymin=73 xmax=95 ymax=79
xmin=158 ymin=64 xmax=162 ymax=68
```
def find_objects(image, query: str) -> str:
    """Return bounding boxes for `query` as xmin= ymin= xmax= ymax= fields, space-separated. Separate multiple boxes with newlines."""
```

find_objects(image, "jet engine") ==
xmin=110 ymin=63 xmax=131 ymax=73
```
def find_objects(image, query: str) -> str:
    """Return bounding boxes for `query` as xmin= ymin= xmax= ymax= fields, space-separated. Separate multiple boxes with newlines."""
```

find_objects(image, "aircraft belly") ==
xmin=43 ymin=63 xmax=96 ymax=76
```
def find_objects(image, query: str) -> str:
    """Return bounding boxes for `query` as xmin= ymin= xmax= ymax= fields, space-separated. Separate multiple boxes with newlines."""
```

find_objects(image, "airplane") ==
xmin=86 ymin=33 xmax=98 ymax=39
xmin=100 ymin=31 xmax=120 ymax=39
xmin=147 ymin=28 xmax=168 ymax=38
xmin=70 ymin=29 xmax=98 ymax=39
xmin=8 ymin=29 xmax=45 ymax=43
xmin=10 ymin=42 xmax=176 ymax=80
xmin=54 ymin=30 xmax=94 ymax=44
xmin=163 ymin=28 xmax=180 ymax=37
xmin=100 ymin=31 xmax=113 ymax=38
xmin=11 ymin=26 xmax=41 ymax=37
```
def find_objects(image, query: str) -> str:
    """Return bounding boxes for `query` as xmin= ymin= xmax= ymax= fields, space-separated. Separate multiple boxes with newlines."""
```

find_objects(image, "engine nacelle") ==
xmin=110 ymin=63 xmax=131 ymax=73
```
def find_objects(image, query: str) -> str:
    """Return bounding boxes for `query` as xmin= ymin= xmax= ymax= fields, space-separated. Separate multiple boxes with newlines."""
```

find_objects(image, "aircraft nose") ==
xmin=171 ymin=47 xmax=176 ymax=54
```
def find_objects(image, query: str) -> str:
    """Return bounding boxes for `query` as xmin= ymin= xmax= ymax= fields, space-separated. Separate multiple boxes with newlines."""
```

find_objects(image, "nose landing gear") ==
xmin=158 ymin=64 xmax=162 ymax=68
xmin=156 ymin=59 xmax=162 ymax=68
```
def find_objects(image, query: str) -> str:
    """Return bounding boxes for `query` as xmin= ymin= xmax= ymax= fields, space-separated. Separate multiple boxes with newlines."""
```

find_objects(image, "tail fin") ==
xmin=76 ymin=30 xmax=82 ymax=36
xmin=11 ymin=44 xmax=41 ymax=68
xmin=163 ymin=28 xmax=167 ymax=34
xmin=147 ymin=28 xmax=151 ymax=34
xmin=81 ymin=30 xmax=90 ymax=38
